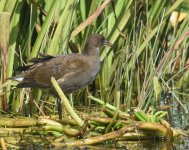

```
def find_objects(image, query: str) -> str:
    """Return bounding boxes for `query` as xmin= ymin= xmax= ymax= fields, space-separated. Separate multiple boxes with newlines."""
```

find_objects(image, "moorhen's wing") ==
xmin=17 ymin=55 xmax=89 ymax=88
xmin=29 ymin=53 xmax=55 ymax=63
xmin=16 ymin=53 xmax=54 ymax=72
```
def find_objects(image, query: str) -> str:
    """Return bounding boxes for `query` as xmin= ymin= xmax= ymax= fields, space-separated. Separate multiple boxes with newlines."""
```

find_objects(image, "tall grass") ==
xmin=0 ymin=0 xmax=189 ymax=115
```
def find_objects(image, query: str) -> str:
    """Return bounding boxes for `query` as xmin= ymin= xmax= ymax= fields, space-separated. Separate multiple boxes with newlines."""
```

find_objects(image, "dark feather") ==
xmin=29 ymin=53 xmax=54 ymax=63
xmin=16 ymin=65 xmax=33 ymax=71
xmin=16 ymin=53 xmax=54 ymax=72
xmin=16 ymin=78 xmax=49 ymax=88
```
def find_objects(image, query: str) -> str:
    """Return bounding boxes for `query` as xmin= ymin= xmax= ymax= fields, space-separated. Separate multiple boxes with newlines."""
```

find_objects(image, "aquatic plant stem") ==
xmin=105 ymin=91 xmax=120 ymax=133
xmin=51 ymin=77 xmax=84 ymax=126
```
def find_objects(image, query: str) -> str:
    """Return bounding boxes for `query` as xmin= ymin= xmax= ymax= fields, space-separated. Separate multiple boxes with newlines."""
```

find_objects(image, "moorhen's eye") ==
xmin=101 ymin=37 xmax=105 ymax=43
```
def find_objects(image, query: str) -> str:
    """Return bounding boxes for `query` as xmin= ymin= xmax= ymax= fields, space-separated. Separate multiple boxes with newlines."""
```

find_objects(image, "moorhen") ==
xmin=10 ymin=34 xmax=112 ymax=94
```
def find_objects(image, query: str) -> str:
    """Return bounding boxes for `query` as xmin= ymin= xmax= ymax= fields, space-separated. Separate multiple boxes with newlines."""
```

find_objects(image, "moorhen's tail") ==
xmin=8 ymin=53 xmax=55 ymax=88
xmin=8 ymin=76 xmax=46 ymax=88
xmin=8 ymin=75 xmax=24 ymax=82
xmin=7 ymin=75 xmax=26 ymax=88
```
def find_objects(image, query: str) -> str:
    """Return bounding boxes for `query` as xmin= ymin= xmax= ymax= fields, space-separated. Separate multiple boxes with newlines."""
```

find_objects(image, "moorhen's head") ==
xmin=88 ymin=34 xmax=112 ymax=47
xmin=83 ymin=34 xmax=112 ymax=55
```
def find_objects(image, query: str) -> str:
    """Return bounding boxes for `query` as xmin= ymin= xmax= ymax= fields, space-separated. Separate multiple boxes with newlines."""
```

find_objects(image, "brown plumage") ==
xmin=10 ymin=34 xmax=112 ymax=93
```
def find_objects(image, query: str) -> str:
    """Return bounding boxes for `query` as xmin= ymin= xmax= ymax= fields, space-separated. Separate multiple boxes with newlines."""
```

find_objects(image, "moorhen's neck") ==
xmin=82 ymin=43 xmax=100 ymax=56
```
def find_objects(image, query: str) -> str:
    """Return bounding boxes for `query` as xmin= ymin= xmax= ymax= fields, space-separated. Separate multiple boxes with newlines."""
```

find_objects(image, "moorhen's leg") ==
xmin=57 ymin=99 xmax=62 ymax=119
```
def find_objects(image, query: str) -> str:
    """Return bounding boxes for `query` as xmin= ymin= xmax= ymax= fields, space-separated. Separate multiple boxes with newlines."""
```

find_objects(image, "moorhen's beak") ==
xmin=103 ymin=39 xmax=113 ymax=48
